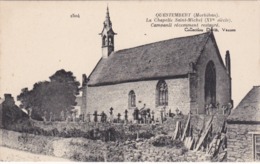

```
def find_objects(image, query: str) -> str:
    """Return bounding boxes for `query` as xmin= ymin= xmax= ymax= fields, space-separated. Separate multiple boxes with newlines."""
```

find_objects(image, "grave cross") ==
xmin=147 ymin=109 xmax=151 ymax=124
xmin=93 ymin=111 xmax=98 ymax=122
xmin=117 ymin=113 xmax=121 ymax=123
xmin=125 ymin=110 xmax=128 ymax=119
xmin=109 ymin=107 xmax=113 ymax=115
xmin=124 ymin=109 xmax=128 ymax=123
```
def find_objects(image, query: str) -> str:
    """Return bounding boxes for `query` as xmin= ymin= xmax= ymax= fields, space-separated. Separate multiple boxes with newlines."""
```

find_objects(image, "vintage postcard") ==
xmin=0 ymin=0 xmax=259 ymax=162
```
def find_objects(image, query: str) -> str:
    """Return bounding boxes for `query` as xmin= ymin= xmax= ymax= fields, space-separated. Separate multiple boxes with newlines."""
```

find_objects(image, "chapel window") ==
xmin=128 ymin=90 xmax=136 ymax=108
xmin=156 ymin=80 xmax=168 ymax=106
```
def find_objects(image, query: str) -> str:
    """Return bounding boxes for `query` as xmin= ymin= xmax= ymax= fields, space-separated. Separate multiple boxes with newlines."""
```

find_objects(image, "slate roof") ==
xmin=227 ymin=86 xmax=260 ymax=123
xmin=88 ymin=32 xmax=213 ymax=86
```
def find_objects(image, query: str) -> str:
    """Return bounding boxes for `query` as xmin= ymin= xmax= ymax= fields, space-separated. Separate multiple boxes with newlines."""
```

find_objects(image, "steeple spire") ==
xmin=106 ymin=5 xmax=109 ymax=18
xmin=104 ymin=5 xmax=112 ymax=29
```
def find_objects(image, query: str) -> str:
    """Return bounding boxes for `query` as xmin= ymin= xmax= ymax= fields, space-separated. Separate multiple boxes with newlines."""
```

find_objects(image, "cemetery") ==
xmin=0 ymin=105 xmax=230 ymax=162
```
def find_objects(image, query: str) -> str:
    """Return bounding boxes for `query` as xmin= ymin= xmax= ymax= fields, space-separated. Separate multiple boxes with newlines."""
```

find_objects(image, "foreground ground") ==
xmin=0 ymin=115 xmax=227 ymax=162
xmin=0 ymin=146 xmax=71 ymax=162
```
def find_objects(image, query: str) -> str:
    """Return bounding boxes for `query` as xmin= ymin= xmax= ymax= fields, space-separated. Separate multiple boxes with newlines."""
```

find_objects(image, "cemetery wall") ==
xmin=0 ymin=129 xmax=209 ymax=162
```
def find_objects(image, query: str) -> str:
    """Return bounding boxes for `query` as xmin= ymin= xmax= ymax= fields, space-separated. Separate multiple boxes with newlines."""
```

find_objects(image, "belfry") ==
xmin=100 ymin=7 xmax=116 ymax=58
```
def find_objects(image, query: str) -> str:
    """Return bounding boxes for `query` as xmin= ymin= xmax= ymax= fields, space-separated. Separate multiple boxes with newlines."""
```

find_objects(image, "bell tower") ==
xmin=100 ymin=6 xmax=116 ymax=58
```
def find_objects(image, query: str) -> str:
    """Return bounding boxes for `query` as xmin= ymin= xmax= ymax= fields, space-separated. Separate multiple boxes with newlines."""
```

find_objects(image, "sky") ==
xmin=0 ymin=1 xmax=259 ymax=107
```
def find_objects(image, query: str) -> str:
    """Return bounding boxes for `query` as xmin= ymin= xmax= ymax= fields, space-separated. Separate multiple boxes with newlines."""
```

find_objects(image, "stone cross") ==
xmin=125 ymin=109 xmax=128 ymax=119
xmin=109 ymin=108 xmax=114 ymax=123
xmin=124 ymin=109 xmax=128 ymax=124
xmin=109 ymin=107 xmax=113 ymax=115
xmin=93 ymin=111 xmax=98 ymax=122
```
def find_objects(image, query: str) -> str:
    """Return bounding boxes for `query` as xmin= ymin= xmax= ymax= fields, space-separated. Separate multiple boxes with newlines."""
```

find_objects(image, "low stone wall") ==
xmin=227 ymin=123 xmax=260 ymax=162
xmin=0 ymin=129 xmax=109 ymax=161
xmin=0 ymin=129 xmax=55 ymax=156
xmin=0 ymin=129 xmax=209 ymax=162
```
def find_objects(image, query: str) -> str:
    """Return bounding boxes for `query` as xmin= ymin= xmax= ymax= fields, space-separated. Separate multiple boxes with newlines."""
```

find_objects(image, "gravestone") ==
xmin=86 ymin=112 xmax=91 ymax=122
xmin=101 ymin=111 xmax=107 ymax=123
xmin=147 ymin=109 xmax=151 ymax=124
xmin=60 ymin=110 xmax=65 ymax=121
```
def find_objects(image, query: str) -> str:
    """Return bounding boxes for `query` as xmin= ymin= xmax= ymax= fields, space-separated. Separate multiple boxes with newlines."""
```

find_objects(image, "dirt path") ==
xmin=0 ymin=146 xmax=71 ymax=162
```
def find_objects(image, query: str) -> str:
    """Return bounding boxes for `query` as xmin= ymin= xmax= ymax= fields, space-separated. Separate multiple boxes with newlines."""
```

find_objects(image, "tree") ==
xmin=2 ymin=94 xmax=28 ymax=128
xmin=17 ymin=69 xmax=80 ymax=121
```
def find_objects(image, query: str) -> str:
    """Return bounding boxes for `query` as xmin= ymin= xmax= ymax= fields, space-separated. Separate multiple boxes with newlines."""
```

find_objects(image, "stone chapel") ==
xmin=84 ymin=8 xmax=233 ymax=120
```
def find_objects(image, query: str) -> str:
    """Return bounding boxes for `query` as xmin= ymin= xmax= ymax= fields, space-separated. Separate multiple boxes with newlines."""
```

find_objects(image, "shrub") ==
xmin=151 ymin=135 xmax=185 ymax=149
xmin=139 ymin=131 xmax=154 ymax=139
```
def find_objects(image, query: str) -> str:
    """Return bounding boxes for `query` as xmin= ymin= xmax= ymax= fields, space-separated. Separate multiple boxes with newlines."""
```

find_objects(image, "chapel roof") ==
xmin=88 ymin=31 xmax=214 ymax=86
xmin=227 ymin=86 xmax=260 ymax=123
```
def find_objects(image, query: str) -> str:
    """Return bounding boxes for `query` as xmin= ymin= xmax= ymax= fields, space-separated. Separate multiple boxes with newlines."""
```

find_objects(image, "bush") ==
xmin=151 ymin=135 xmax=185 ymax=148
xmin=139 ymin=131 xmax=154 ymax=139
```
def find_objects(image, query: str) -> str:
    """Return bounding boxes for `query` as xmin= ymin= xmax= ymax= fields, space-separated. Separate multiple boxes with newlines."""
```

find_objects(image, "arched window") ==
xmin=156 ymin=80 xmax=168 ymax=106
xmin=205 ymin=61 xmax=216 ymax=106
xmin=128 ymin=90 xmax=136 ymax=108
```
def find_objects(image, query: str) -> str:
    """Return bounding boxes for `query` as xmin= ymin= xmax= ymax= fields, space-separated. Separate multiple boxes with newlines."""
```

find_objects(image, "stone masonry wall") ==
xmin=0 ymin=129 xmax=111 ymax=161
xmin=227 ymin=123 xmax=260 ymax=162
xmin=87 ymin=78 xmax=190 ymax=121
xmin=195 ymin=37 xmax=232 ymax=113
xmin=0 ymin=129 xmax=208 ymax=162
